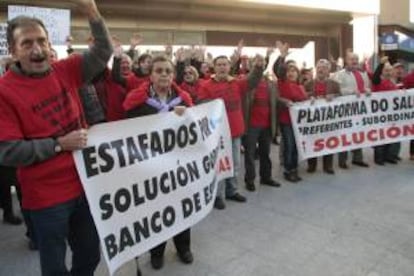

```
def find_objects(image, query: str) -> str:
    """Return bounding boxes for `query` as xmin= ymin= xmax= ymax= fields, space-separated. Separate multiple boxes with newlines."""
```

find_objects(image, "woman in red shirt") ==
xmin=273 ymin=42 xmax=308 ymax=182
xmin=175 ymin=50 xmax=204 ymax=102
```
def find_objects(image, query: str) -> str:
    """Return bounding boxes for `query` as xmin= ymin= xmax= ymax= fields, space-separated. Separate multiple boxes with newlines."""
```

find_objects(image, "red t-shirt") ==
xmin=314 ymin=81 xmax=327 ymax=97
xmin=278 ymin=80 xmax=308 ymax=124
xmin=372 ymin=79 xmax=398 ymax=92
xmin=96 ymin=70 xmax=126 ymax=122
xmin=403 ymin=71 xmax=414 ymax=89
xmin=198 ymin=77 xmax=249 ymax=138
xmin=0 ymin=55 xmax=85 ymax=210
xmin=125 ymin=74 xmax=150 ymax=93
xmin=249 ymin=79 xmax=270 ymax=128
xmin=179 ymin=80 xmax=203 ymax=102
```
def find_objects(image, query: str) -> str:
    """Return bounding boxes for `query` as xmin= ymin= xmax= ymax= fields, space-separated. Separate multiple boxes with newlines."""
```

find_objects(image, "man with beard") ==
xmin=0 ymin=0 xmax=113 ymax=275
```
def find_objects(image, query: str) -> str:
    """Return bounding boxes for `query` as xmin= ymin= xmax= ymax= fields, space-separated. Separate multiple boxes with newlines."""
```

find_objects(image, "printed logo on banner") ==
xmin=289 ymin=90 xmax=414 ymax=160
xmin=73 ymin=100 xmax=232 ymax=275
xmin=8 ymin=5 xmax=70 ymax=45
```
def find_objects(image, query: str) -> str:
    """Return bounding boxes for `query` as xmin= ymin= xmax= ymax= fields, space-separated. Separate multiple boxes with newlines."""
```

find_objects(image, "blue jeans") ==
xmin=217 ymin=137 xmax=241 ymax=199
xmin=280 ymin=124 xmax=298 ymax=173
xmin=29 ymin=196 xmax=100 ymax=276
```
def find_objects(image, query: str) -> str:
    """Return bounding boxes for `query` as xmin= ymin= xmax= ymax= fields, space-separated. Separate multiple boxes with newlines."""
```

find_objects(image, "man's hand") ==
xmin=380 ymin=56 xmax=389 ymax=64
xmin=175 ymin=47 xmax=185 ymax=62
xmin=165 ymin=44 xmax=173 ymax=56
xmin=69 ymin=0 xmax=100 ymax=19
xmin=276 ymin=40 xmax=289 ymax=57
xmin=112 ymin=35 xmax=123 ymax=57
xmin=174 ymin=106 xmax=186 ymax=116
xmin=130 ymin=33 xmax=143 ymax=49
xmin=57 ymin=129 xmax=88 ymax=151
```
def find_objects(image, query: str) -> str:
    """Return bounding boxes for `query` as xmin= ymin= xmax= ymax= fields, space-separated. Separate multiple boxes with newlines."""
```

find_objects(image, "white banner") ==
xmin=289 ymin=89 xmax=414 ymax=160
xmin=73 ymin=100 xmax=233 ymax=275
xmin=8 ymin=5 xmax=70 ymax=45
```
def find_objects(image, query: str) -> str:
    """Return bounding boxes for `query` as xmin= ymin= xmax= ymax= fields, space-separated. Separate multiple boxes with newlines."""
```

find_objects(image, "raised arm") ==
xmin=79 ymin=0 xmax=113 ymax=84
xmin=372 ymin=56 xmax=388 ymax=86
xmin=272 ymin=41 xmax=289 ymax=80
xmin=175 ymin=48 xmax=186 ymax=85
xmin=111 ymin=39 xmax=127 ymax=88
xmin=237 ymin=55 xmax=265 ymax=94
xmin=126 ymin=33 xmax=142 ymax=60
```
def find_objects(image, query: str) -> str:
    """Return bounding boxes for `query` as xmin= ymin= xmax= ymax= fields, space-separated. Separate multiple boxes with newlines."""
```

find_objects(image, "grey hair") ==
xmin=316 ymin=59 xmax=331 ymax=70
xmin=120 ymin=53 xmax=132 ymax=65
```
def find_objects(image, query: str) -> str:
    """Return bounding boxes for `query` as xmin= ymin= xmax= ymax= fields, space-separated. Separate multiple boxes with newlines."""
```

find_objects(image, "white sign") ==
xmin=8 ymin=5 xmax=70 ymax=45
xmin=0 ymin=23 xmax=8 ymax=58
xmin=73 ymin=100 xmax=233 ymax=275
xmin=289 ymin=89 xmax=414 ymax=160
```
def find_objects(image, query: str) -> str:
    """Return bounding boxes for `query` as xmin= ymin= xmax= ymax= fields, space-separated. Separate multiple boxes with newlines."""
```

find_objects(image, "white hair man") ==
xmin=333 ymin=52 xmax=371 ymax=169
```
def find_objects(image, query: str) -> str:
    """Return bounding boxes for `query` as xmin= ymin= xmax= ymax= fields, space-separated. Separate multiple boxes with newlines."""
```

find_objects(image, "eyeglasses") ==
xmin=154 ymin=67 xmax=173 ymax=75
xmin=184 ymin=71 xmax=193 ymax=75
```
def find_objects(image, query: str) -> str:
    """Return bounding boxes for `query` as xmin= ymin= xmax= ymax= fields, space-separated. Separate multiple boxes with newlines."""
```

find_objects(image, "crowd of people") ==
xmin=0 ymin=1 xmax=414 ymax=275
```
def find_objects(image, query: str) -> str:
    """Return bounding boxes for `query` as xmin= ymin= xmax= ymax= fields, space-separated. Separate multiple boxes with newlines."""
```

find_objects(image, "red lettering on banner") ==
xmin=352 ymin=132 xmax=365 ymax=144
xmin=314 ymin=139 xmax=324 ymax=152
xmin=367 ymin=130 xmax=378 ymax=141
xmin=326 ymin=137 xmax=340 ymax=149
xmin=403 ymin=125 xmax=414 ymax=135
xmin=341 ymin=134 xmax=352 ymax=146
xmin=219 ymin=156 xmax=231 ymax=172
xmin=387 ymin=126 xmax=401 ymax=138
xmin=312 ymin=125 xmax=414 ymax=153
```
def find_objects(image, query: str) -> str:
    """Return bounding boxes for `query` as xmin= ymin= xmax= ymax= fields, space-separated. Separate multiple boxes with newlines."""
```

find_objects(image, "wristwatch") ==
xmin=54 ymin=139 xmax=63 ymax=154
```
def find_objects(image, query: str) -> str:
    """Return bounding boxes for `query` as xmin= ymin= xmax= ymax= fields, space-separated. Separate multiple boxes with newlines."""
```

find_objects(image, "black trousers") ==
xmin=243 ymin=128 xmax=272 ymax=182
xmin=0 ymin=166 xmax=36 ymax=242
xmin=0 ymin=166 xmax=18 ymax=216
xmin=307 ymin=155 xmax=333 ymax=171
xmin=150 ymin=228 xmax=191 ymax=258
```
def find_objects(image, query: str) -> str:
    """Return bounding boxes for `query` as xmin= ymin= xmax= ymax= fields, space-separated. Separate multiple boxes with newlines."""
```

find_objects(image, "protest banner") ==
xmin=289 ymin=89 xmax=414 ymax=160
xmin=73 ymin=100 xmax=233 ymax=274
xmin=8 ymin=5 xmax=70 ymax=45
xmin=0 ymin=23 xmax=8 ymax=58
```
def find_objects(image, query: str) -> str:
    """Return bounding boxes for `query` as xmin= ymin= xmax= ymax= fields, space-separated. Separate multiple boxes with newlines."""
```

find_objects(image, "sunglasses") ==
xmin=154 ymin=67 xmax=173 ymax=75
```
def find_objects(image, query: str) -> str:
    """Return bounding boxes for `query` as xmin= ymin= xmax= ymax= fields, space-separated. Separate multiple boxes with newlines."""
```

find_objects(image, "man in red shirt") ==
xmin=0 ymin=1 xmax=112 ymax=275
xmin=243 ymin=73 xmax=281 ymax=191
xmin=198 ymin=54 xmax=265 ymax=209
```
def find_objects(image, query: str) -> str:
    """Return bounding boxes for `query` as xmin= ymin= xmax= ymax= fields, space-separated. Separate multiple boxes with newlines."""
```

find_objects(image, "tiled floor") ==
xmin=1 ymin=145 xmax=414 ymax=276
